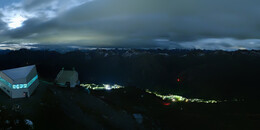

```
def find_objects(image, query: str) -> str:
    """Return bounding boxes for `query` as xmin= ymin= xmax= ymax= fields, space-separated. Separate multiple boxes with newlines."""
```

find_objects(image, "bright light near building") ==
xmin=7 ymin=15 xmax=27 ymax=29
xmin=80 ymin=84 xmax=124 ymax=90
xmin=104 ymin=84 xmax=112 ymax=90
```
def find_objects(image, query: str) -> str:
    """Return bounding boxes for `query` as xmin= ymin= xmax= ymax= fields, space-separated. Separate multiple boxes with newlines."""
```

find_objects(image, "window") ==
xmin=0 ymin=75 xmax=38 ymax=90
xmin=12 ymin=75 xmax=38 ymax=89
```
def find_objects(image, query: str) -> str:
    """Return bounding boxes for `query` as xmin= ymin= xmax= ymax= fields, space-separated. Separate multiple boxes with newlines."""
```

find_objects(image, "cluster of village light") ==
xmin=145 ymin=90 xmax=219 ymax=104
xmin=80 ymin=84 xmax=124 ymax=90
xmin=79 ymin=84 xmax=243 ymax=104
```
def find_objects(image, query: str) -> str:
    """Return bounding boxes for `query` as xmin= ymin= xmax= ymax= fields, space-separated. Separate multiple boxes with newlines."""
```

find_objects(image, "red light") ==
xmin=177 ymin=78 xmax=180 ymax=82
xmin=163 ymin=102 xmax=171 ymax=106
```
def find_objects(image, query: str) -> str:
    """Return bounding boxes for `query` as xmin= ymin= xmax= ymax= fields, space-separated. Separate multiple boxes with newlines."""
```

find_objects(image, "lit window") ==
xmin=0 ymin=75 xmax=38 ymax=89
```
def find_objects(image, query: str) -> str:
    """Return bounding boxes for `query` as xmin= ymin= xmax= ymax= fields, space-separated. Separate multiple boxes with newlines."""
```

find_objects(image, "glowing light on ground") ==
xmin=80 ymin=83 xmax=243 ymax=104
xmin=80 ymin=84 xmax=124 ymax=90
xmin=145 ymin=89 xmax=219 ymax=104
xmin=163 ymin=102 xmax=171 ymax=106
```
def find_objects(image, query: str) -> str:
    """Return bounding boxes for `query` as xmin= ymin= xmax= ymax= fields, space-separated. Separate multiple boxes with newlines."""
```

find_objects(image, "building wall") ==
xmin=0 ymin=72 xmax=13 ymax=98
xmin=70 ymin=72 xmax=78 ymax=87
xmin=56 ymin=70 xmax=79 ymax=88
xmin=11 ymin=88 xmax=29 ymax=98
xmin=28 ymin=78 xmax=39 ymax=96
xmin=0 ymin=82 xmax=12 ymax=98
xmin=12 ymin=78 xmax=39 ymax=98
xmin=11 ymin=74 xmax=39 ymax=98
xmin=26 ymin=67 xmax=37 ymax=83
xmin=0 ymin=65 xmax=39 ymax=98
xmin=55 ymin=70 xmax=63 ymax=81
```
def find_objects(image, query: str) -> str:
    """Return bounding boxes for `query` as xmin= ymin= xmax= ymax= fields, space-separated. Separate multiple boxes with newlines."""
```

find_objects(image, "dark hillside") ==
xmin=0 ymin=49 xmax=259 ymax=100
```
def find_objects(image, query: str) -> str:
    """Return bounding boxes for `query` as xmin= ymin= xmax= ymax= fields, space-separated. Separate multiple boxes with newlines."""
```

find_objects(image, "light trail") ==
xmin=145 ymin=89 xmax=219 ymax=104
xmin=80 ymin=83 xmax=243 ymax=104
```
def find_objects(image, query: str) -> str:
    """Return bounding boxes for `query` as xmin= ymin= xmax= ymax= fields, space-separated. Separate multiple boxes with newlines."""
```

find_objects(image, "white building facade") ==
xmin=55 ymin=68 xmax=79 ymax=88
xmin=0 ymin=65 xmax=39 ymax=98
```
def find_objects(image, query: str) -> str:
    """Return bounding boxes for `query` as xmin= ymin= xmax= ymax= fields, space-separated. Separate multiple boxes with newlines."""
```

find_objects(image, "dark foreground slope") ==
xmin=0 ymin=81 xmax=140 ymax=129
xmin=0 ymin=81 xmax=259 ymax=130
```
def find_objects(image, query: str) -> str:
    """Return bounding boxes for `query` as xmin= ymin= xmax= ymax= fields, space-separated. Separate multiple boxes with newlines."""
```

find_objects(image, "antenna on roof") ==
xmin=72 ymin=67 xmax=75 ymax=71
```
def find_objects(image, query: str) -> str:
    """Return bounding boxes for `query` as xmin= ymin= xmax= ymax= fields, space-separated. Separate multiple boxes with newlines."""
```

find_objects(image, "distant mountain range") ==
xmin=0 ymin=49 xmax=259 ymax=100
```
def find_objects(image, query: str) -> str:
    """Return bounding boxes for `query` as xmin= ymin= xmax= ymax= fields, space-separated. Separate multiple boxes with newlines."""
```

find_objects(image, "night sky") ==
xmin=0 ymin=0 xmax=260 ymax=50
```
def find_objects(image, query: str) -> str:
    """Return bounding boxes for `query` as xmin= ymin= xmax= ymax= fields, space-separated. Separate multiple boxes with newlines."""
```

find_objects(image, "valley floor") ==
xmin=0 ymin=80 xmax=259 ymax=130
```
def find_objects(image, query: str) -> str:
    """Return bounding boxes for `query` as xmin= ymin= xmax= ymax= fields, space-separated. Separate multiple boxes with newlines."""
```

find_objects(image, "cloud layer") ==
xmin=1 ymin=0 xmax=260 ymax=50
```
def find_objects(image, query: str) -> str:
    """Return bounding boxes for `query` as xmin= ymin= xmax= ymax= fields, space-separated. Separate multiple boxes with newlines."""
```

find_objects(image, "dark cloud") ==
xmin=1 ymin=0 xmax=260 ymax=50
xmin=23 ymin=0 xmax=54 ymax=9
xmin=0 ymin=14 xmax=6 ymax=30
